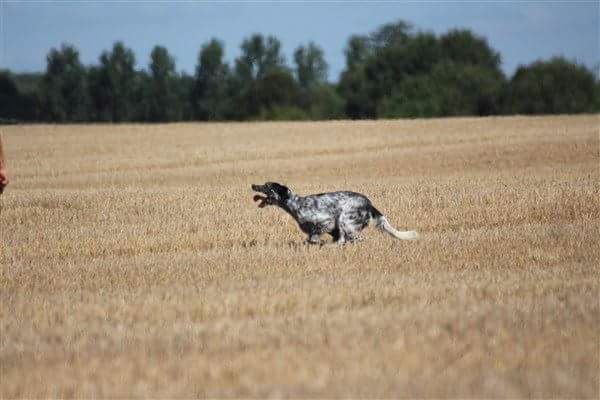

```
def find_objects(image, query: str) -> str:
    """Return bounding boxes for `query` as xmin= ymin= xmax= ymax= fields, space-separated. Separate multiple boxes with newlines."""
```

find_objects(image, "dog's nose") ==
xmin=251 ymin=184 xmax=259 ymax=191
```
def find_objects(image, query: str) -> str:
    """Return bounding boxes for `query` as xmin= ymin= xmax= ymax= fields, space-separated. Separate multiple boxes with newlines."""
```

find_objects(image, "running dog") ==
xmin=252 ymin=182 xmax=418 ymax=244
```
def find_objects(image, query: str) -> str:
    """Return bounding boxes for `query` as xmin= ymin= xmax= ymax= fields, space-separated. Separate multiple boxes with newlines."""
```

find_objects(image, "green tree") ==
xmin=307 ymin=84 xmax=344 ymax=120
xmin=0 ymin=71 xmax=22 ymax=122
xmin=293 ymin=42 xmax=332 ymax=116
xmin=235 ymin=34 xmax=285 ymax=81
xmin=338 ymin=21 xmax=507 ymax=119
xmin=338 ymin=66 xmax=372 ymax=119
xmin=42 ymin=44 xmax=89 ymax=122
xmin=344 ymin=35 xmax=370 ymax=70
xmin=232 ymin=34 xmax=296 ymax=119
xmin=380 ymin=61 xmax=505 ymax=118
xmin=89 ymin=41 xmax=137 ymax=122
xmin=12 ymin=73 xmax=43 ymax=121
xmin=369 ymin=20 xmax=412 ymax=49
xmin=144 ymin=46 xmax=180 ymax=121
xmin=379 ymin=75 xmax=441 ymax=118
xmin=593 ymin=80 xmax=600 ymax=112
xmin=176 ymin=73 xmax=195 ymax=121
xmin=339 ymin=22 xmax=440 ymax=119
xmin=13 ymin=73 xmax=43 ymax=95
xmin=364 ymin=32 xmax=442 ymax=107
xmin=192 ymin=39 xmax=231 ymax=120
xmin=294 ymin=42 xmax=328 ymax=90
xmin=440 ymin=29 xmax=501 ymax=70
xmin=338 ymin=35 xmax=372 ymax=119
xmin=508 ymin=57 xmax=597 ymax=114
xmin=256 ymin=68 xmax=300 ymax=114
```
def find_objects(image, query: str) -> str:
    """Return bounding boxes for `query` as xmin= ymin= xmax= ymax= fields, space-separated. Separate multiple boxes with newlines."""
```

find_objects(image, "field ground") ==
xmin=1 ymin=115 xmax=599 ymax=397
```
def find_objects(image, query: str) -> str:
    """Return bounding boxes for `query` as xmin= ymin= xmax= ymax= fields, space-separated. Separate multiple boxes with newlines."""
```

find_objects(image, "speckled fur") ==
xmin=252 ymin=182 xmax=418 ymax=244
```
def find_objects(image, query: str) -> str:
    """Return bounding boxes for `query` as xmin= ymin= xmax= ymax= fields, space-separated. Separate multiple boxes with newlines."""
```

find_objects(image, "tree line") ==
xmin=1 ymin=20 xmax=599 ymax=123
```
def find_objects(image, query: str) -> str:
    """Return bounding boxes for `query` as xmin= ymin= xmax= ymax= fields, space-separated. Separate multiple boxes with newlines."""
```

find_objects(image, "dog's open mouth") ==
xmin=253 ymin=194 xmax=269 ymax=208
xmin=252 ymin=184 xmax=273 ymax=208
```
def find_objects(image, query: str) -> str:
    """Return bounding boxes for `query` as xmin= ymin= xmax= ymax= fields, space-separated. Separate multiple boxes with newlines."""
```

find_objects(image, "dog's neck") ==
xmin=278 ymin=193 xmax=302 ymax=220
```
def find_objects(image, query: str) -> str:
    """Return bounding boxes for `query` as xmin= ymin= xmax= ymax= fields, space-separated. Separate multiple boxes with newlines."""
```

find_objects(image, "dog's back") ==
xmin=300 ymin=191 xmax=371 ymax=213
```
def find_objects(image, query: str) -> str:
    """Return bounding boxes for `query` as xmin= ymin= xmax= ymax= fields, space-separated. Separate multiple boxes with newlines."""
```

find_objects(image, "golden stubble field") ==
xmin=1 ymin=115 xmax=599 ymax=398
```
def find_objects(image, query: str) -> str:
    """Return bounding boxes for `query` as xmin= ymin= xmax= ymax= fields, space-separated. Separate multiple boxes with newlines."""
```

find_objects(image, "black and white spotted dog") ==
xmin=252 ymin=182 xmax=418 ymax=244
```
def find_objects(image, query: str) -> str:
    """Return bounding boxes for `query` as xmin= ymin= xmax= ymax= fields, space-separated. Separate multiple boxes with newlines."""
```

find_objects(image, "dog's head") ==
xmin=251 ymin=182 xmax=292 ymax=208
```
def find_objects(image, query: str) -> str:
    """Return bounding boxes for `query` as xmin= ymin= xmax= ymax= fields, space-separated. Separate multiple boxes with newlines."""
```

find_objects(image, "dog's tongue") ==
xmin=253 ymin=194 xmax=268 ymax=208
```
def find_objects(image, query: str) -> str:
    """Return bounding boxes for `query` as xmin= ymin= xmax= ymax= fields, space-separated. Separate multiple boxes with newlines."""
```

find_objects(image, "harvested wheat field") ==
xmin=1 ymin=115 xmax=599 ymax=398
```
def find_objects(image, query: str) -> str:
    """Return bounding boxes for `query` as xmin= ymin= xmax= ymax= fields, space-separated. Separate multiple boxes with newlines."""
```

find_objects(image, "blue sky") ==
xmin=1 ymin=1 xmax=598 ymax=81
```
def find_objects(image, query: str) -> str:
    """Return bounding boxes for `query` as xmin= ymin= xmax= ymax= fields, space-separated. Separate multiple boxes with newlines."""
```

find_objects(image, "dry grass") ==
xmin=1 ymin=115 xmax=598 ymax=398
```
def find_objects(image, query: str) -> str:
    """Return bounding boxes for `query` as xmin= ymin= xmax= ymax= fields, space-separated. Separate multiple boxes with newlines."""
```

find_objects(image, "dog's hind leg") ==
xmin=338 ymin=211 xmax=369 ymax=244
xmin=342 ymin=230 xmax=361 ymax=244
xmin=337 ymin=222 xmax=365 ymax=244
xmin=330 ymin=227 xmax=341 ymax=242
xmin=329 ymin=225 xmax=347 ymax=245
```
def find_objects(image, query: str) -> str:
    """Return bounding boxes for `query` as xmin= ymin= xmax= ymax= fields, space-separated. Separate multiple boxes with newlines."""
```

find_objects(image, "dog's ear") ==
xmin=271 ymin=183 xmax=291 ymax=200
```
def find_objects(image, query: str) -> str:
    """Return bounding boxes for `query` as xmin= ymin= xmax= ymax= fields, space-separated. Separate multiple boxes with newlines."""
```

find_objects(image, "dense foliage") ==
xmin=1 ymin=21 xmax=598 ymax=123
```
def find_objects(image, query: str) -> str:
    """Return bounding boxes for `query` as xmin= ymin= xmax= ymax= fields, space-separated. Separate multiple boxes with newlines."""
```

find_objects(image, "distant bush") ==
xmin=380 ymin=62 xmax=506 ymax=118
xmin=0 ymin=70 xmax=43 ymax=123
xmin=305 ymin=84 xmax=345 ymax=120
xmin=507 ymin=57 xmax=597 ymax=115
xmin=0 ymin=71 xmax=21 ymax=121
xmin=259 ymin=106 xmax=309 ymax=121
xmin=338 ymin=21 xmax=507 ymax=119
xmin=594 ymin=82 xmax=600 ymax=112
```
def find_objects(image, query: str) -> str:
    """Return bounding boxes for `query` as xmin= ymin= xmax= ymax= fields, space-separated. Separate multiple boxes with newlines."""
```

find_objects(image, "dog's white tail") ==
xmin=374 ymin=215 xmax=419 ymax=240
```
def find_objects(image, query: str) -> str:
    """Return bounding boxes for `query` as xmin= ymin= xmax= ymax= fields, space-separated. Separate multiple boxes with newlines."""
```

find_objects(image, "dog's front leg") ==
xmin=306 ymin=234 xmax=321 ymax=245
